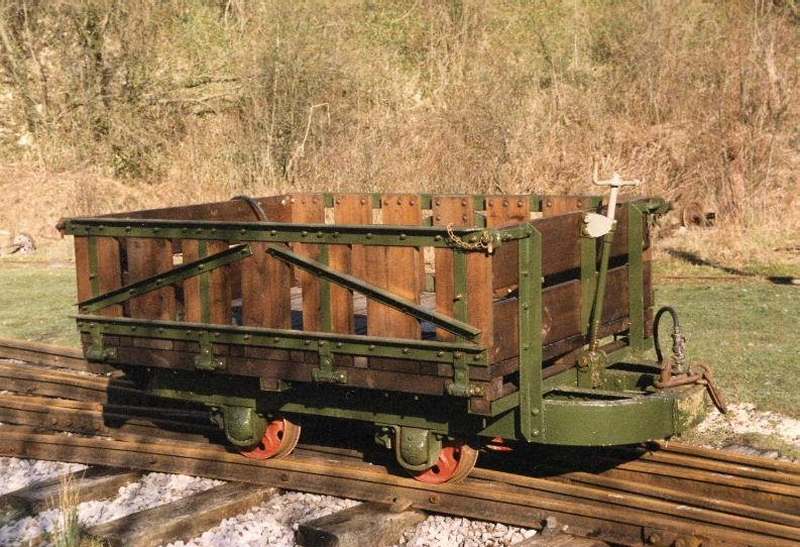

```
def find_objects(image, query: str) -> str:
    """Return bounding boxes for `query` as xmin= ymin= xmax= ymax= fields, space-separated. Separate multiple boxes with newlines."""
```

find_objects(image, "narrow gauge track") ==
xmin=1 ymin=338 xmax=799 ymax=546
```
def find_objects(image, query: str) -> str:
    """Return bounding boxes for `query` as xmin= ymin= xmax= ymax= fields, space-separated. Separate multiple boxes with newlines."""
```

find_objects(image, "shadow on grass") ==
xmin=664 ymin=248 xmax=798 ymax=286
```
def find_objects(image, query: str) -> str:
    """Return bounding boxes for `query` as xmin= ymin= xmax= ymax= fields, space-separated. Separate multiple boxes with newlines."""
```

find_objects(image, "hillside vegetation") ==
xmin=0 ymin=1 xmax=798 ymax=252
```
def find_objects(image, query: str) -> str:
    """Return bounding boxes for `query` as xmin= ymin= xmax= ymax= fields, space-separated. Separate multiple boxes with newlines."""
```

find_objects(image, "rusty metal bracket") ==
xmin=84 ymin=322 xmax=117 ymax=362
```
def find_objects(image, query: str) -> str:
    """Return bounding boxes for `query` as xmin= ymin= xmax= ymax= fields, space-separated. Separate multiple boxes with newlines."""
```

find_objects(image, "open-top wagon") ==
xmin=58 ymin=180 xmax=717 ymax=483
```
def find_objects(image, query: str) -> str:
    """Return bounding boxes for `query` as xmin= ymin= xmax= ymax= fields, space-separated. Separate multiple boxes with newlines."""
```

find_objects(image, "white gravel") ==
xmin=0 ymin=457 xmax=85 ymax=497
xmin=11 ymin=402 xmax=800 ymax=547
xmin=0 ymin=470 xmax=221 ymax=545
xmin=402 ymin=516 xmax=536 ymax=547
xmin=168 ymin=492 xmax=359 ymax=547
xmin=696 ymin=402 xmax=800 ymax=446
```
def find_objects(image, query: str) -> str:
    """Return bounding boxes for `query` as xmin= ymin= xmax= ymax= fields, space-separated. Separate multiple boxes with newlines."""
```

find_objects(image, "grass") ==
xmin=0 ymin=264 xmax=79 ymax=347
xmin=656 ymin=281 xmax=800 ymax=418
xmin=1 ymin=258 xmax=797 ymax=418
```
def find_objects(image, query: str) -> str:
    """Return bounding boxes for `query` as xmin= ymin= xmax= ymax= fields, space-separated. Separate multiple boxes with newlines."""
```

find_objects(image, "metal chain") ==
xmin=446 ymin=223 xmax=494 ymax=252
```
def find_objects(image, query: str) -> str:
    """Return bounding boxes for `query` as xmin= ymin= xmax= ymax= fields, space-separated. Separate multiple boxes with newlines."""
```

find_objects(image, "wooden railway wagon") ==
xmin=59 ymin=192 xmax=708 ymax=483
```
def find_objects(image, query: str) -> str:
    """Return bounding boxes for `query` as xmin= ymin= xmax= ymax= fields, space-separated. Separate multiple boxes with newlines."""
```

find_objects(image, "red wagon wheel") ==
xmin=240 ymin=418 xmax=301 ymax=460
xmin=411 ymin=441 xmax=478 ymax=484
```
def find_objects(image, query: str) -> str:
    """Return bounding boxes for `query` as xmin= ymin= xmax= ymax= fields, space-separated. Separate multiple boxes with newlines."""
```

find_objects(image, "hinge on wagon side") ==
xmin=84 ymin=322 xmax=117 ymax=362
xmin=312 ymin=342 xmax=347 ymax=384
xmin=446 ymin=351 xmax=485 ymax=398
xmin=194 ymin=333 xmax=226 ymax=371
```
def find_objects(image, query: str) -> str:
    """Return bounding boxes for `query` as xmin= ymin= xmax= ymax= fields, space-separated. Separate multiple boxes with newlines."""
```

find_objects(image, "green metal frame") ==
xmin=66 ymin=193 xmax=704 ymax=447
xmin=78 ymin=244 xmax=252 ymax=313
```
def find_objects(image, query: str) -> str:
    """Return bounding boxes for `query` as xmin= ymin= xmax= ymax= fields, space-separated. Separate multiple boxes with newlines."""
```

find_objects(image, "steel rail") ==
xmin=3 ymin=342 xmax=800 ymax=545
xmin=0 ymin=427 xmax=797 ymax=546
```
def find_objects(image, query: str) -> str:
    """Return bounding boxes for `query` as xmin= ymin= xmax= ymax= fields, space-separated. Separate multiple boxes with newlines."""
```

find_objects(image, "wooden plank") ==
xmin=331 ymin=195 xmax=373 ymax=333
xmin=431 ymin=196 xmax=473 ymax=341
xmin=295 ymin=502 xmax=425 ymax=547
xmin=83 ymin=482 xmax=278 ymax=547
xmin=241 ymin=196 xmax=294 ymax=329
xmin=125 ymin=238 xmax=176 ymax=320
xmin=292 ymin=194 xmax=325 ymax=330
xmin=182 ymin=240 xmax=231 ymax=324
xmin=0 ymin=467 xmax=142 ymax=527
xmin=75 ymin=236 xmax=123 ymax=317
xmin=534 ymin=213 xmax=582 ymax=278
xmin=366 ymin=194 xmax=422 ymax=339
xmin=483 ymin=196 xmax=530 ymax=351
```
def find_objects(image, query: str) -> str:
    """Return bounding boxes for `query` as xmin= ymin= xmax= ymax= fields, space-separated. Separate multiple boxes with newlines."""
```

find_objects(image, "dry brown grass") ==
xmin=0 ymin=1 xmax=798 ymax=269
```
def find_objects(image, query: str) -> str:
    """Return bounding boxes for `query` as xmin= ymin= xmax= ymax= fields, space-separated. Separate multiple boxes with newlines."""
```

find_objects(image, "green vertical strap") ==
xmin=627 ymin=204 xmax=646 ymax=352
xmin=88 ymin=236 xmax=101 ymax=296
xmin=529 ymin=194 xmax=542 ymax=213
xmin=319 ymin=244 xmax=332 ymax=332
xmin=447 ymin=250 xmax=475 ymax=399
xmin=518 ymin=229 xmax=543 ymax=440
xmin=472 ymin=195 xmax=486 ymax=227
xmin=198 ymin=240 xmax=211 ymax=324
xmin=580 ymin=197 xmax=601 ymax=335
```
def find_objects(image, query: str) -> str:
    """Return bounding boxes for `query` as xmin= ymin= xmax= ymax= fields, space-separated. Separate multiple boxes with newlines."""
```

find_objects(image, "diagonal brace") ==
xmin=266 ymin=244 xmax=481 ymax=341
xmin=78 ymin=243 xmax=252 ymax=313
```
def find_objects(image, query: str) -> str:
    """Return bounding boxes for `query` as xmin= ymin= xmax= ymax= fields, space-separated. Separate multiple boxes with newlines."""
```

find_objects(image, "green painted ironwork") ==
xmin=78 ymin=244 xmax=252 ymax=313
xmin=75 ymin=315 xmax=488 ymax=364
xmin=580 ymin=197 xmax=601 ymax=334
xmin=266 ymin=244 xmax=481 ymax=341
xmin=518 ymin=227 xmax=544 ymax=440
xmin=60 ymin=218 xmax=531 ymax=249
xmin=628 ymin=203 xmax=646 ymax=352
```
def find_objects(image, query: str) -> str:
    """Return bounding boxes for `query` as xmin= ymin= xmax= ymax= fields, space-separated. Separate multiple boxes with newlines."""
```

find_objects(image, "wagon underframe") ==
xmin=59 ymin=192 xmax=704 ymax=452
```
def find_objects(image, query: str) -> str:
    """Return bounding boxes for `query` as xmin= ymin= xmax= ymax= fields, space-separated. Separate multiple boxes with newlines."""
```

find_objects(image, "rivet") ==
xmin=502 ymin=199 xmax=509 ymax=207
xmin=336 ymin=342 xmax=343 ymax=348
xmin=319 ymin=340 xmax=326 ymax=346
xmin=517 ymin=199 xmax=524 ymax=207
xmin=435 ymin=215 xmax=441 ymax=221
xmin=244 ymin=334 xmax=251 ymax=340
xmin=317 ymin=231 xmax=324 ymax=237
xmin=240 ymin=228 xmax=246 ymax=234
xmin=402 ymin=348 xmax=409 ymax=354
xmin=304 ymin=340 xmax=311 ymax=345
xmin=532 ymin=429 xmax=540 ymax=436
xmin=399 ymin=233 xmax=407 ymax=240
xmin=429 ymin=494 xmax=440 ymax=504
xmin=270 ymin=230 xmax=277 ymax=236
xmin=409 ymin=200 xmax=415 ymax=206
xmin=335 ymin=198 xmax=341 ymax=205
xmin=366 ymin=233 xmax=373 ymax=239
xmin=301 ymin=231 xmax=308 ymax=237
xmin=273 ymin=337 xmax=280 ymax=343
xmin=360 ymin=198 xmax=367 ymax=204
xmin=434 ymin=235 xmax=442 ymax=241
xmin=437 ymin=351 xmax=444 ymax=357
xmin=369 ymin=344 xmax=376 ymax=350
xmin=532 ymin=408 xmax=540 ymax=415
xmin=545 ymin=199 xmax=553 ymax=207
xmin=434 ymin=199 xmax=441 ymax=206
xmin=461 ymin=199 xmax=467 ymax=206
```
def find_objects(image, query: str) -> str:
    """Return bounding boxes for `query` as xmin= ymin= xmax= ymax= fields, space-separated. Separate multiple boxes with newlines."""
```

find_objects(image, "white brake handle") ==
xmin=583 ymin=168 xmax=642 ymax=238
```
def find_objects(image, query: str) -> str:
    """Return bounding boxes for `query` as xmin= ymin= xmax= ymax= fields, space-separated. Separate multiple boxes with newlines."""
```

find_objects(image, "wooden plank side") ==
xmin=125 ymin=238 xmax=176 ymax=320
xmin=534 ymin=213 xmax=582 ymax=278
xmin=431 ymin=196 xmax=473 ymax=341
xmin=182 ymin=240 xmax=232 ymax=324
xmin=366 ymin=194 xmax=422 ymax=339
xmin=74 ymin=237 xmax=93 ymax=302
xmin=484 ymin=196 xmax=530 ymax=350
xmin=292 ymin=194 xmax=325 ymax=331
xmin=331 ymin=195 xmax=372 ymax=333
xmin=240 ymin=196 xmax=294 ymax=329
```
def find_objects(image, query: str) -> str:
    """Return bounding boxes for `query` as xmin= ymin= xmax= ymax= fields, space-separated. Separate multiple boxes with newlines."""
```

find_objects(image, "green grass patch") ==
xmin=0 ymin=264 xmax=79 ymax=347
xmin=656 ymin=282 xmax=800 ymax=418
